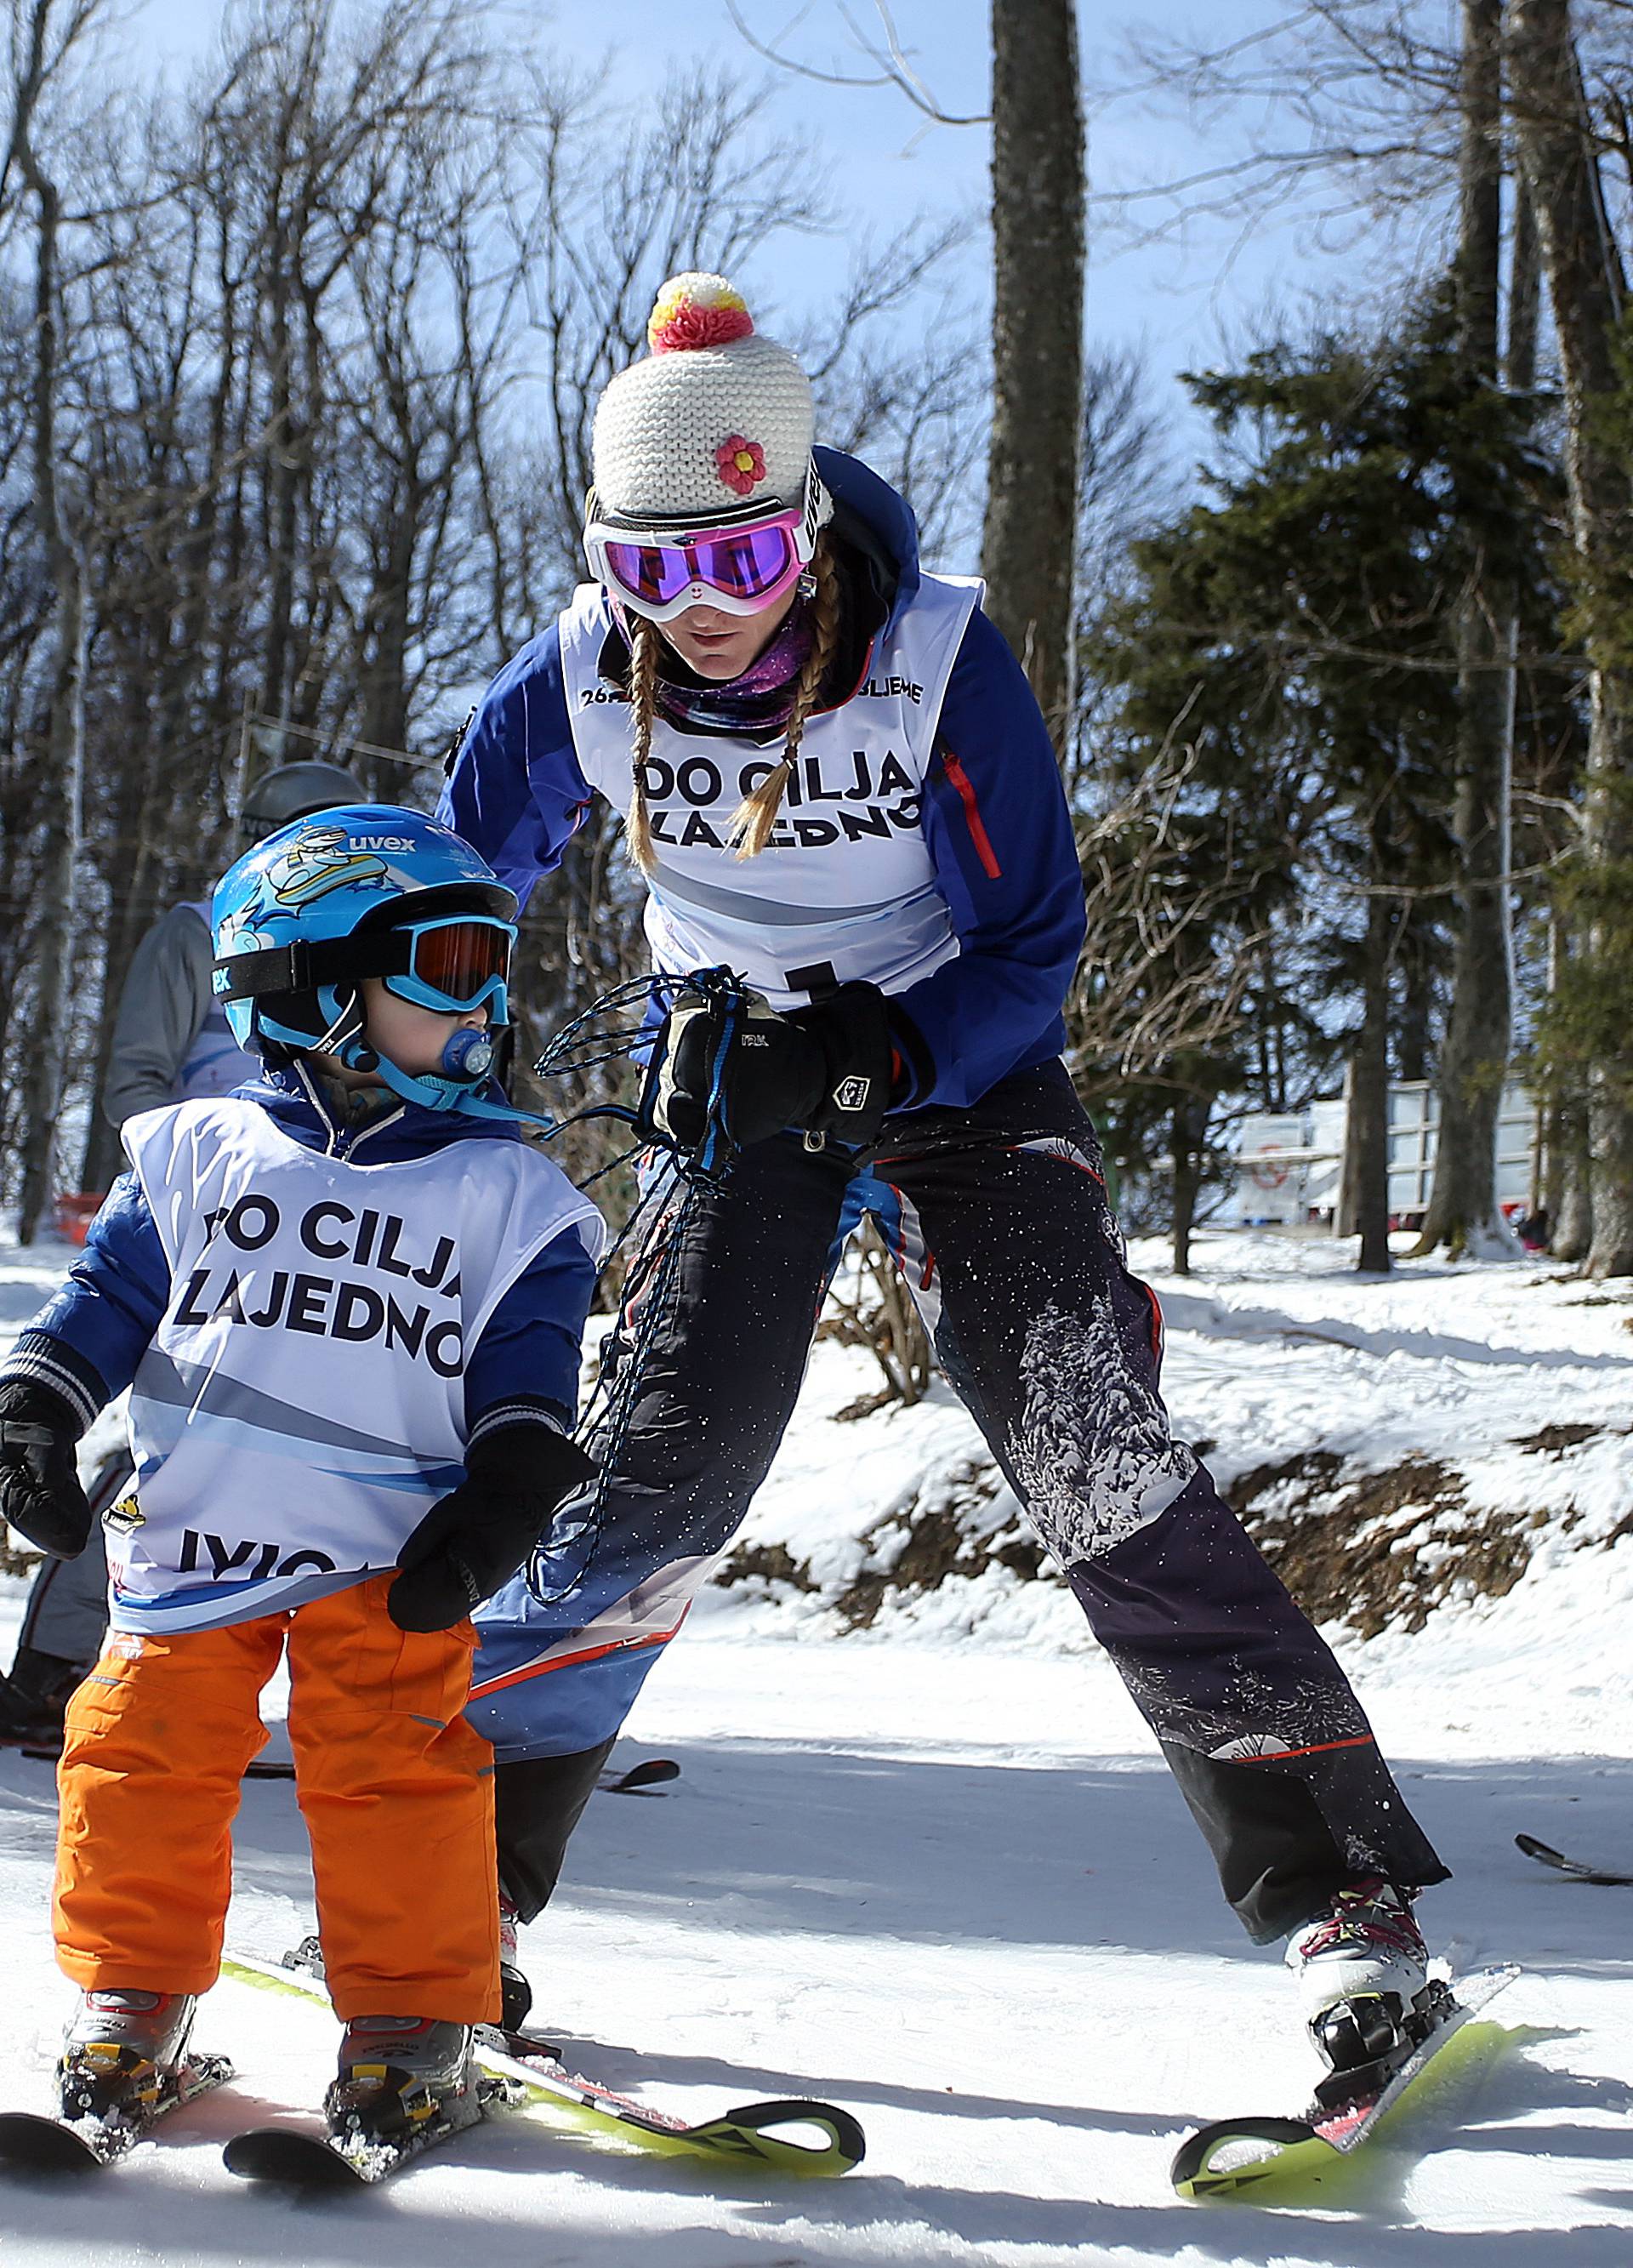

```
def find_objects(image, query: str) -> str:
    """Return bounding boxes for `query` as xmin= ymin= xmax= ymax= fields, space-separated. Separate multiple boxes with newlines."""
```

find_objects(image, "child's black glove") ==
xmin=388 ymin=1423 xmax=597 ymax=1634
xmin=0 ymin=1380 xmax=93 ymax=1559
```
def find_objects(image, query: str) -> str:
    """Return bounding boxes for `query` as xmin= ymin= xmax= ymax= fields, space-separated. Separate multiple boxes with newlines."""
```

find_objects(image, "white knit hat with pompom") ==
xmin=590 ymin=273 xmax=814 ymax=525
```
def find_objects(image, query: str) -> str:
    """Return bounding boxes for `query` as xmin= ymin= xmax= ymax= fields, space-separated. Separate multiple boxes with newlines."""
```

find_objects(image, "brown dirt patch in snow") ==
xmin=836 ymin=1460 xmax=1042 ymax=1628
xmin=716 ymin=1458 xmax=1047 ymax=1627
xmin=1228 ymin=1449 xmax=1346 ymax=1515
xmin=716 ymin=1441 xmax=1569 ymax=1640
xmin=1511 ymin=1422 xmax=1606 ymax=1455
xmin=1227 ymin=1453 xmax=1537 ymax=1638
xmin=834 ymin=1508 xmax=981 ymax=1629
xmin=714 ymin=1541 xmax=818 ymax=1596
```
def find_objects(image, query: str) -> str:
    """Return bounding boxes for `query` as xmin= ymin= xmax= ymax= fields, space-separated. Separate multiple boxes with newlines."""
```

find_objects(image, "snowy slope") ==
xmin=3 ymin=1226 xmax=1631 ymax=2265
xmin=727 ymin=1229 xmax=1633 ymax=1747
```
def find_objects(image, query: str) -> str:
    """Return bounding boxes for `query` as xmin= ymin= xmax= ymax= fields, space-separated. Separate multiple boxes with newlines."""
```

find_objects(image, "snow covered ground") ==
xmin=3 ymin=1225 xmax=1631 ymax=2265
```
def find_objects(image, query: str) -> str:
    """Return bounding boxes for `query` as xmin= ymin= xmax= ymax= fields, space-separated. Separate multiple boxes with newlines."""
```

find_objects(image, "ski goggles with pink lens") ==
xmin=583 ymin=461 xmax=829 ymax=624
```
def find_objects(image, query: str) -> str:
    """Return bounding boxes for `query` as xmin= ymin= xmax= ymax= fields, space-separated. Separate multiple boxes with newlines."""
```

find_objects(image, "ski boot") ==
xmin=498 ymin=1892 xmax=532 ymax=2033
xmin=324 ymin=2015 xmax=480 ymax=2146
xmin=59 ymin=1990 xmax=197 ymax=2121
xmin=1286 ymin=1878 xmax=1448 ymax=2103
xmin=282 ymin=1910 xmax=534 ymax=2034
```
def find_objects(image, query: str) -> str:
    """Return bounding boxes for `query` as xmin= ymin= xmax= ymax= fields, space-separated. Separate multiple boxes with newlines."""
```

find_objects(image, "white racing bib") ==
xmin=559 ymin=573 xmax=982 ymax=1009
xmin=112 ymin=1099 xmax=604 ymax=1634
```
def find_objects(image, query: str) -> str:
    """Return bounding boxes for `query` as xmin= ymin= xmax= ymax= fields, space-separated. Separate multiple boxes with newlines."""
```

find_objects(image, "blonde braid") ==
xmin=624 ymin=613 xmax=661 ymax=875
xmin=726 ymin=535 xmax=843 ymax=859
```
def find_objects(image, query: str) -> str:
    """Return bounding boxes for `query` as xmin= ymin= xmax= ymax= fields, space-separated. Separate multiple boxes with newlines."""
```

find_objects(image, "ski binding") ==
xmin=225 ymin=2071 xmax=522 ymax=2186
xmin=0 ymin=2052 xmax=233 ymax=2174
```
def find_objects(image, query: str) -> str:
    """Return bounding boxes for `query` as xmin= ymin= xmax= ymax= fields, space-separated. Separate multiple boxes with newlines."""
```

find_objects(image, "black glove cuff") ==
xmin=0 ymin=1376 xmax=86 ymax=1442
xmin=466 ymin=1420 xmax=597 ymax=1506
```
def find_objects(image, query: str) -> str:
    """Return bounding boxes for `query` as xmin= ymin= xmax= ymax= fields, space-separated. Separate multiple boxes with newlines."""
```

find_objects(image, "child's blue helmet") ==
xmin=211 ymin=806 xmax=518 ymax=1076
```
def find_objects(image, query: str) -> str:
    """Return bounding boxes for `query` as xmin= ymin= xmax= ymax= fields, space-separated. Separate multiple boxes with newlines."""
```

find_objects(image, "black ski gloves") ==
xmin=791 ymin=985 xmax=897 ymax=1144
xmin=0 ymin=1379 xmax=92 ymax=1560
xmin=636 ymin=979 xmax=896 ymax=1159
xmin=388 ymin=1422 xmax=597 ymax=1634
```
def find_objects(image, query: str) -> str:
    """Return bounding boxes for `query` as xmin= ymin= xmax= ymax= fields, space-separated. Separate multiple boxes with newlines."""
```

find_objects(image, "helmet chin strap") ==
xmin=334 ymin=1030 xmax=560 ymax=1132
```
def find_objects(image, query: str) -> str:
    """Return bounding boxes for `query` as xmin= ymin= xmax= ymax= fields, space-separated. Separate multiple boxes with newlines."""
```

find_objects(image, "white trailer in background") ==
xmin=1225 ymin=1083 xmax=1538 ymax=1230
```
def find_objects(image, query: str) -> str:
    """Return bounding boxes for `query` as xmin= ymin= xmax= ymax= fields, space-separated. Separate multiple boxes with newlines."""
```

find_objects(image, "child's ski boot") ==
xmin=59 ymin=1990 xmax=198 ymax=2120
xmin=323 ymin=2015 xmax=481 ymax=2147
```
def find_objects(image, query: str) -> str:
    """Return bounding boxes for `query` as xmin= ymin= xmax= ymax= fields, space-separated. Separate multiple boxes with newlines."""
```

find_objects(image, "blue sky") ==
xmin=128 ymin=0 xmax=1448 ymax=487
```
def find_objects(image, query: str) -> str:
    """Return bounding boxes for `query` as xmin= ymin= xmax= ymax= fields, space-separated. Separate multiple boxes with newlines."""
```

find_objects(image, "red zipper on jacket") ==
xmin=937 ymin=743 xmax=1002 ymax=880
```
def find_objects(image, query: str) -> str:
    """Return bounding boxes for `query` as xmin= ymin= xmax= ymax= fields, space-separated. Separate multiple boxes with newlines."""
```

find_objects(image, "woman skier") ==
xmin=440 ymin=272 xmax=1449 ymax=2077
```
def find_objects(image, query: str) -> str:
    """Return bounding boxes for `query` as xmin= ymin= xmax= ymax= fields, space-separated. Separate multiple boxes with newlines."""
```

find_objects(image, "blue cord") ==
xmin=521 ymin=966 xmax=757 ymax=1603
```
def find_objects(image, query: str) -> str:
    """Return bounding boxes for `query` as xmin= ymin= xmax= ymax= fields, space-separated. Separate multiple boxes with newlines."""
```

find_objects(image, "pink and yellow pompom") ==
xmin=648 ymin=273 xmax=754 ymax=355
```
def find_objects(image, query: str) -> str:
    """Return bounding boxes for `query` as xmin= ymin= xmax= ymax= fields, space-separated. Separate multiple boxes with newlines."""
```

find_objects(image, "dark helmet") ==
xmin=241 ymin=761 xmax=365 ymax=841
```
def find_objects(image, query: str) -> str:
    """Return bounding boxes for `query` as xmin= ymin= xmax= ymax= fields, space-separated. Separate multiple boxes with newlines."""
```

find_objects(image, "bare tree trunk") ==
xmin=1507 ymin=171 xmax=1542 ymax=389
xmin=1509 ymin=0 xmax=1633 ymax=1276
xmin=77 ymin=713 xmax=162 ymax=1191
xmin=982 ymin=0 xmax=1084 ymax=755
xmin=357 ymin=504 xmax=417 ymax=794
xmin=260 ymin=254 xmax=299 ymax=727
xmin=1539 ymin=908 xmax=1589 ymax=1256
xmin=1415 ymin=0 xmax=1518 ymax=1261
xmin=11 ymin=0 xmax=88 ymax=1241
xmin=1353 ymin=863 xmax=1396 ymax=1274
xmin=1549 ymin=1108 xmax=1594 ymax=1260
xmin=1170 ymin=1088 xmax=1209 ymax=1274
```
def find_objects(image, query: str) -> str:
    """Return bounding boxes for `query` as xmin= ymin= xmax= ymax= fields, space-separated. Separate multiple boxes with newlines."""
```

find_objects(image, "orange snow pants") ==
xmin=53 ymin=1574 xmax=501 ymax=2023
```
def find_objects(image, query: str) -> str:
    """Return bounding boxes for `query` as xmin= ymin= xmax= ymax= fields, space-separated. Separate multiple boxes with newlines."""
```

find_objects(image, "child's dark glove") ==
xmin=636 ymin=978 xmax=893 ymax=1157
xmin=0 ymin=1380 xmax=93 ymax=1559
xmin=388 ymin=1423 xmax=597 ymax=1634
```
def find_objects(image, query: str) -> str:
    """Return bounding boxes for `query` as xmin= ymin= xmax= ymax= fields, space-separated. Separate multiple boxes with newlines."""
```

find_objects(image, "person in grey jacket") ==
xmin=102 ymin=763 xmax=363 ymax=1124
xmin=0 ymin=760 xmax=361 ymax=1747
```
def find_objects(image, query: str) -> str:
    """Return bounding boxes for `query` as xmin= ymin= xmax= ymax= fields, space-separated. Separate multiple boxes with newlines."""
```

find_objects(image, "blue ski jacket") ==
xmin=3 ymin=1062 xmax=597 ymax=1439
xmin=438 ymin=448 xmax=1087 ymax=1113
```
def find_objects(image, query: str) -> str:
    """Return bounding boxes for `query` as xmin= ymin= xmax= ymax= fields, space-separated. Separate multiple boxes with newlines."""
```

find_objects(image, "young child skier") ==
xmin=0 ymin=807 xmax=602 ymax=2147
xmin=0 ymin=760 xmax=362 ymax=1758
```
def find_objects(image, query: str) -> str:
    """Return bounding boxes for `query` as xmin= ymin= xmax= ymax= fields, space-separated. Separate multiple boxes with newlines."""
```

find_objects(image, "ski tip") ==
xmin=1516 ymin=1833 xmax=1633 ymax=1885
xmin=600 ymin=1758 xmax=681 ymax=1794
xmin=0 ymin=2111 xmax=107 ymax=2175
xmin=224 ymin=2125 xmax=367 ymax=2186
xmin=702 ymin=2098 xmax=867 ymax=2174
xmin=1170 ymin=2115 xmax=1324 ymax=2197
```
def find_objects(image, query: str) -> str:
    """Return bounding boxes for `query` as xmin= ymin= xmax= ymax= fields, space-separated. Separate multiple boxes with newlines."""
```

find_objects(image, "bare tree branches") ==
xmin=723 ymin=0 xmax=987 ymax=128
xmin=1069 ymin=739 xmax=1265 ymax=1093
xmin=1089 ymin=0 xmax=1633 ymax=268
xmin=0 ymin=3 xmax=977 ymax=1207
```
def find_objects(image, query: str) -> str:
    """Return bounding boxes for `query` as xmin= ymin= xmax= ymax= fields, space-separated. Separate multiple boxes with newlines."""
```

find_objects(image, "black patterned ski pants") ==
xmin=476 ymin=1060 xmax=1448 ymax=1940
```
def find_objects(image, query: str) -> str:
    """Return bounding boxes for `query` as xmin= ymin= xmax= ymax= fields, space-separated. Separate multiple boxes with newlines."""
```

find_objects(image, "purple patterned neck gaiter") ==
xmin=613 ymin=598 xmax=816 ymax=738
